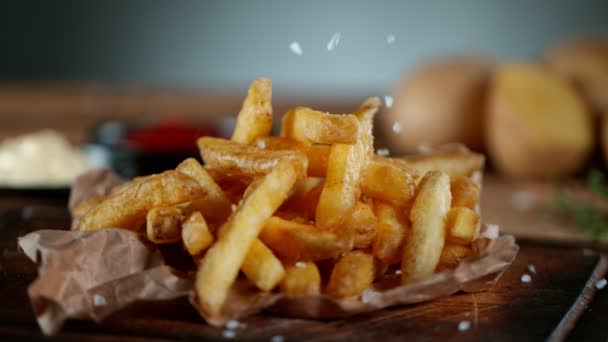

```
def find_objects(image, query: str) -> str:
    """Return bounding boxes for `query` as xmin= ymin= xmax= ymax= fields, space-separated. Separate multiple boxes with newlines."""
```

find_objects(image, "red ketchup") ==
xmin=124 ymin=119 xmax=219 ymax=152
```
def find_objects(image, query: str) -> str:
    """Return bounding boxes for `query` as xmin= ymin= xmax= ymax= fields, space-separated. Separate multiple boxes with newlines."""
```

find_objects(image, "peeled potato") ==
xmin=486 ymin=63 xmax=594 ymax=178
xmin=545 ymin=37 xmax=608 ymax=112
xmin=384 ymin=56 xmax=493 ymax=154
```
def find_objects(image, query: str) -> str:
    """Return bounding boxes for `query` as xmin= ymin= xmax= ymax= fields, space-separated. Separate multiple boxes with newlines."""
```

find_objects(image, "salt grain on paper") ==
xmin=386 ymin=34 xmax=396 ymax=45
xmin=295 ymin=261 xmax=307 ymax=269
xmin=225 ymin=320 xmax=240 ymax=330
xmin=289 ymin=41 xmax=303 ymax=56
xmin=384 ymin=95 xmax=394 ymax=108
xmin=595 ymin=278 xmax=607 ymax=290
xmin=271 ymin=336 xmax=285 ymax=342
xmin=327 ymin=32 xmax=341 ymax=51
xmin=527 ymin=264 xmax=536 ymax=274
xmin=376 ymin=148 xmax=390 ymax=157
xmin=521 ymin=273 xmax=532 ymax=283
xmin=458 ymin=320 xmax=471 ymax=331
xmin=223 ymin=330 xmax=236 ymax=339
xmin=93 ymin=294 xmax=107 ymax=307
xmin=392 ymin=122 xmax=402 ymax=133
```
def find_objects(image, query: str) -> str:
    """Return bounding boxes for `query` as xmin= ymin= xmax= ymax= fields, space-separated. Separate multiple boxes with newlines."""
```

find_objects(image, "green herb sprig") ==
xmin=555 ymin=169 xmax=608 ymax=240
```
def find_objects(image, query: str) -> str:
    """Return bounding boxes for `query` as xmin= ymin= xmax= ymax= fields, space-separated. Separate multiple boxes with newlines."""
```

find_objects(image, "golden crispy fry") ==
xmin=181 ymin=211 xmax=214 ymax=256
xmin=76 ymin=171 xmax=205 ymax=231
xmin=231 ymin=77 xmax=273 ymax=144
xmin=446 ymin=206 xmax=480 ymax=245
xmin=176 ymin=158 xmax=232 ymax=225
xmin=344 ymin=201 xmax=378 ymax=249
xmin=259 ymin=216 xmax=350 ymax=262
xmin=450 ymin=175 xmax=480 ymax=211
xmin=306 ymin=144 xmax=331 ymax=177
xmin=195 ymin=160 xmax=298 ymax=316
xmin=402 ymin=171 xmax=451 ymax=285
xmin=437 ymin=244 xmax=473 ymax=270
xmin=280 ymin=261 xmax=321 ymax=295
xmin=361 ymin=160 xmax=417 ymax=208
xmin=326 ymin=251 xmax=375 ymax=298
xmin=374 ymin=259 xmax=390 ymax=280
xmin=401 ymin=147 xmax=485 ymax=180
xmin=290 ymin=177 xmax=323 ymax=197
xmin=241 ymin=239 xmax=285 ymax=291
xmin=281 ymin=181 xmax=324 ymax=220
xmin=353 ymin=97 xmax=381 ymax=161
xmin=254 ymin=136 xmax=309 ymax=150
xmin=146 ymin=206 xmax=183 ymax=244
xmin=71 ymin=194 xmax=106 ymax=218
xmin=198 ymin=137 xmax=308 ymax=179
xmin=372 ymin=203 xmax=409 ymax=264
xmin=281 ymin=107 xmax=359 ymax=144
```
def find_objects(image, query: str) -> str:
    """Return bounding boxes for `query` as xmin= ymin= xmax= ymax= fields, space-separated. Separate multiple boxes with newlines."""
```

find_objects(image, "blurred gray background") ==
xmin=1 ymin=0 xmax=607 ymax=97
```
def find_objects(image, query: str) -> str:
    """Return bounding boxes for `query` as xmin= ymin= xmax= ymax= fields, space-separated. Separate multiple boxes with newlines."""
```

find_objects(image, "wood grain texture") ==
xmin=0 ymin=193 xmax=607 ymax=341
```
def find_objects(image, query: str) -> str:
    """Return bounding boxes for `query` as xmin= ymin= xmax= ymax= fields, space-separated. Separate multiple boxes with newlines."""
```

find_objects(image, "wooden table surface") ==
xmin=0 ymin=191 xmax=607 ymax=341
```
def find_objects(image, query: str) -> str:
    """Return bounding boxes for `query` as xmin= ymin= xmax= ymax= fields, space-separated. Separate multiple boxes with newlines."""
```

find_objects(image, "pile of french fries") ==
xmin=72 ymin=77 xmax=485 ymax=318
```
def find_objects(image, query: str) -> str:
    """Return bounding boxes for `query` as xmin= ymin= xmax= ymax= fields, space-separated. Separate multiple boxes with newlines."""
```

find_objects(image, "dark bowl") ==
xmin=89 ymin=117 xmax=235 ymax=178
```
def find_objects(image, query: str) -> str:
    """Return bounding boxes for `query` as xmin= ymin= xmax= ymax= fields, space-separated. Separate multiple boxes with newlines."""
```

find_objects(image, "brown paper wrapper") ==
xmin=20 ymin=164 xmax=518 ymax=334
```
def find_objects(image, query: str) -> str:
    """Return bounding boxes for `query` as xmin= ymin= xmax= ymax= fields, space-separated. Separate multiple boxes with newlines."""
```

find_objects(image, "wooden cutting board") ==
xmin=482 ymin=174 xmax=608 ymax=245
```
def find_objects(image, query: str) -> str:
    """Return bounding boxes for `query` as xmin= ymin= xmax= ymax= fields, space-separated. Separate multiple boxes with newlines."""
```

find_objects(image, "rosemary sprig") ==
xmin=554 ymin=169 xmax=608 ymax=240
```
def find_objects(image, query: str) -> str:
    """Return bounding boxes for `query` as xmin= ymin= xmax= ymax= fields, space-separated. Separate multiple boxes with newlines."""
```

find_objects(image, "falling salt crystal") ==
xmin=395 ymin=269 xmax=402 ymax=275
xmin=392 ymin=122 xmax=402 ymax=133
xmin=225 ymin=320 xmax=240 ymax=330
xmin=384 ymin=95 xmax=393 ymax=108
xmin=512 ymin=190 xmax=533 ymax=211
xmin=223 ymin=330 xmax=236 ymax=339
xmin=595 ymin=278 xmax=607 ymax=290
xmin=376 ymin=148 xmax=390 ymax=157
xmin=271 ymin=336 xmax=285 ymax=342
xmin=386 ymin=34 xmax=396 ymax=45
xmin=521 ymin=273 xmax=532 ymax=283
xmin=458 ymin=320 xmax=471 ymax=331
xmin=93 ymin=294 xmax=107 ymax=307
xmin=583 ymin=248 xmax=593 ymax=256
xmin=256 ymin=140 xmax=267 ymax=149
xmin=527 ymin=264 xmax=536 ymax=274
xmin=295 ymin=261 xmax=307 ymax=269
xmin=361 ymin=289 xmax=379 ymax=303
xmin=327 ymin=32 xmax=341 ymax=51
xmin=289 ymin=41 xmax=303 ymax=56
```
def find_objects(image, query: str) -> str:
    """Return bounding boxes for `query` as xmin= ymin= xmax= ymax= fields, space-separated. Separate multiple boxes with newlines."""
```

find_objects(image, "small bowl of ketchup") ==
xmin=91 ymin=117 xmax=234 ymax=178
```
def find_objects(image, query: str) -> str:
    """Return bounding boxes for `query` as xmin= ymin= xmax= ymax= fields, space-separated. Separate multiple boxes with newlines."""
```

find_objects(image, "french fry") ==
xmin=198 ymin=137 xmax=308 ymax=179
xmin=146 ymin=206 xmax=183 ymax=244
xmin=259 ymin=216 xmax=350 ymax=262
xmin=254 ymin=136 xmax=309 ymax=150
xmin=76 ymin=171 xmax=205 ymax=231
xmin=182 ymin=211 xmax=214 ymax=255
xmin=372 ymin=203 xmax=409 ymax=264
xmin=326 ymin=251 xmax=375 ymax=298
xmin=231 ymin=77 xmax=273 ymax=144
xmin=353 ymin=97 xmax=381 ymax=161
xmin=446 ymin=206 xmax=480 ymax=244
xmin=361 ymin=160 xmax=417 ymax=208
xmin=437 ymin=244 xmax=473 ymax=270
xmin=402 ymin=171 xmax=451 ymax=285
xmin=281 ymin=181 xmax=324 ymax=220
xmin=344 ymin=201 xmax=378 ymax=249
xmin=281 ymin=107 xmax=360 ymax=144
xmin=280 ymin=261 xmax=321 ymax=295
xmin=306 ymin=144 xmax=331 ymax=177
xmin=401 ymin=147 xmax=485 ymax=179
xmin=241 ymin=239 xmax=285 ymax=291
xmin=195 ymin=160 xmax=298 ymax=316
xmin=71 ymin=194 xmax=106 ymax=219
xmin=176 ymin=158 xmax=232 ymax=225
xmin=450 ymin=175 xmax=480 ymax=211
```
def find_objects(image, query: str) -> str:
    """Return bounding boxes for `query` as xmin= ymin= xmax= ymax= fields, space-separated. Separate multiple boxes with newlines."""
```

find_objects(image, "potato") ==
xmin=372 ymin=202 xmax=409 ymax=264
xmin=361 ymin=158 xmax=416 ymax=207
xmin=446 ymin=206 xmax=480 ymax=245
xmin=384 ymin=56 xmax=493 ymax=154
xmin=281 ymin=107 xmax=359 ymax=144
xmin=181 ymin=211 xmax=214 ymax=256
xmin=326 ymin=251 xmax=375 ymax=298
xmin=280 ymin=262 xmax=321 ymax=295
xmin=146 ymin=206 xmax=183 ymax=244
xmin=450 ymin=175 xmax=480 ymax=211
xmin=344 ymin=201 xmax=378 ymax=249
xmin=400 ymin=145 xmax=484 ymax=181
xmin=241 ymin=239 xmax=285 ymax=291
xmin=545 ymin=38 xmax=608 ymax=112
xmin=437 ymin=244 xmax=473 ymax=271
xmin=231 ymin=77 xmax=273 ymax=144
xmin=486 ymin=63 xmax=594 ymax=177
xmin=402 ymin=171 xmax=451 ymax=284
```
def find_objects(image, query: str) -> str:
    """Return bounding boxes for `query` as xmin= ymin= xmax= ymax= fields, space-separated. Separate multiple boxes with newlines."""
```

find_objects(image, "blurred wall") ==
xmin=1 ymin=0 xmax=607 ymax=97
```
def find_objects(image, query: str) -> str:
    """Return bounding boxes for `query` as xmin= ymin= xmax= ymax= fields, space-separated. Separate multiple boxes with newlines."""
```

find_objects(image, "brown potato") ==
xmin=146 ymin=206 xmax=183 ymax=244
xmin=231 ymin=77 xmax=273 ymax=144
xmin=75 ymin=171 xmax=205 ymax=231
xmin=280 ymin=262 xmax=321 ymax=295
xmin=384 ymin=56 xmax=493 ymax=154
xmin=326 ymin=251 xmax=375 ymax=298
xmin=487 ymin=63 xmax=594 ymax=177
